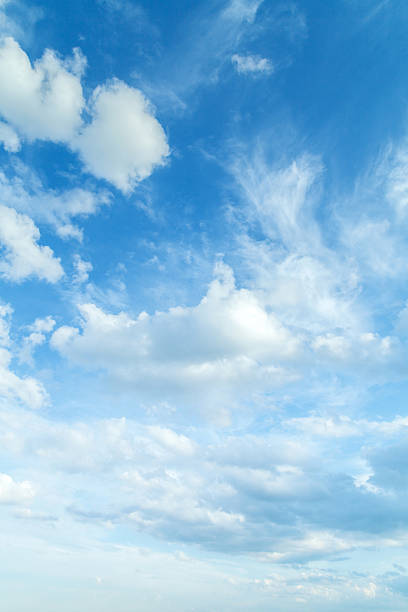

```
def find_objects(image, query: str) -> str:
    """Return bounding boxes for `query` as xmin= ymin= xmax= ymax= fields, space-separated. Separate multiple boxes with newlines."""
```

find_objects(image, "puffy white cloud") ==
xmin=28 ymin=315 xmax=56 ymax=334
xmin=0 ymin=38 xmax=169 ymax=192
xmin=0 ymin=204 xmax=63 ymax=282
xmin=231 ymin=53 xmax=273 ymax=74
xmin=73 ymin=80 xmax=169 ymax=192
xmin=0 ymin=37 xmax=85 ymax=142
xmin=51 ymin=262 xmax=299 ymax=410
xmin=0 ymin=348 xmax=47 ymax=409
xmin=0 ymin=472 xmax=34 ymax=504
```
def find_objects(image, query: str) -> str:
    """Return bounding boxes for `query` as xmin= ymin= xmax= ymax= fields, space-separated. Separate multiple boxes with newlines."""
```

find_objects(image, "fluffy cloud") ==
xmin=0 ymin=205 xmax=63 ymax=282
xmin=0 ymin=362 xmax=45 ymax=409
xmin=0 ymin=37 xmax=85 ymax=142
xmin=73 ymin=80 xmax=169 ymax=192
xmin=0 ymin=473 xmax=34 ymax=504
xmin=231 ymin=53 xmax=273 ymax=74
xmin=0 ymin=38 xmax=169 ymax=193
xmin=51 ymin=262 xmax=299 ymax=412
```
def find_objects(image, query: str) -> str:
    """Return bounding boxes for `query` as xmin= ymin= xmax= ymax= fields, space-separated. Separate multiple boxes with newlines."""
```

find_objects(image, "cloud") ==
xmin=0 ymin=205 xmax=63 ymax=283
xmin=223 ymin=0 xmax=263 ymax=23
xmin=72 ymin=254 xmax=92 ymax=285
xmin=0 ymin=351 xmax=47 ymax=409
xmin=51 ymin=261 xmax=299 ymax=413
xmin=73 ymin=80 xmax=169 ymax=193
xmin=229 ymin=151 xmax=362 ymax=336
xmin=231 ymin=152 xmax=323 ymax=249
xmin=0 ymin=167 xmax=111 ymax=241
xmin=19 ymin=316 xmax=56 ymax=366
xmin=231 ymin=53 xmax=273 ymax=74
xmin=0 ymin=120 xmax=20 ymax=151
xmin=0 ymin=37 xmax=85 ymax=142
xmin=0 ymin=38 xmax=169 ymax=192
xmin=286 ymin=413 xmax=408 ymax=439
xmin=0 ymin=472 xmax=34 ymax=504
xmin=0 ymin=306 xmax=48 ymax=409
xmin=2 ymin=403 xmax=408 ymax=558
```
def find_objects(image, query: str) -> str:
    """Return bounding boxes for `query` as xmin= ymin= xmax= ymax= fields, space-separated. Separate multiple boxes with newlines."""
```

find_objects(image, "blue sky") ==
xmin=2 ymin=0 xmax=408 ymax=610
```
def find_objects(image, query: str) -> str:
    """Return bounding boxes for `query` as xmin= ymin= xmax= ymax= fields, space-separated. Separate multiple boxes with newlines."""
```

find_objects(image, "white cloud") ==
xmin=231 ymin=153 xmax=322 ymax=248
xmin=0 ymin=120 xmax=20 ymax=151
xmin=0 ymin=38 xmax=169 ymax=193
xmin=0 ymin=37 xmax=85 ymax=142
xmin=0 ymin=473 xmax=34 ymax=504
xmin=51 ymin=262 xmax=298 ymax=410
xmin=0 ymin=205 xmax=63 ymax=282
xmin=19 ymin=316 xmax=56 ymax=366
xmin=28 ymin=316 xmax=56 ymax=334
xmin=0 ymin=350 xmax=47 ymax=409
xmin=73 ymin=80 xmax=169 ymax=192
xmin=0 ymin=168 xmax=111 ymax=241
xmin=286 ymin=414 xmax=408 ymax=438
xmin=231 ymin=152 xmax=362 ymax=335
xmin=223 ymin=0 xmax=263 ymax=23
xmin=72 ymin=254 xmax=92 ymax=285
xmin=231 ymin=53 xmax=273 ymax=74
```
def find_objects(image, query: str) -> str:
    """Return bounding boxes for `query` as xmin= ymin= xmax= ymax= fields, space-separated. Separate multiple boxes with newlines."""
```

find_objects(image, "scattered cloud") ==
xmin=0 ymin=473 xmax=34 ymax=504
xmin=51 ymin=261 xmax=299 ymax=414
xmin=0 ymin=120 xmax=20 ymax=151
xmin=73 ymin=80 xmax=169 ymax=193
xmin=0 ymin=37 xmax=85 ymax=142
xmin=0 ymin=38 xmax=169 ymax=193
xmin=72 ymin=254 xmax=92 ymax=285
xmin=231 ymin=53 xmax=273 ymax=74
xmin=19 ymin=316 xmax=56 ymax=365
xmin=0 ymin=205 xmax=63 ymax=283
xmin=0 ymin=168 xmax=111 ymax=241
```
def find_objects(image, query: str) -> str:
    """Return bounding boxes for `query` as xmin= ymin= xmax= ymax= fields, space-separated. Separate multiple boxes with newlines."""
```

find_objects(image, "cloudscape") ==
xmin=1 ymin=1 xmax=408 ymax=610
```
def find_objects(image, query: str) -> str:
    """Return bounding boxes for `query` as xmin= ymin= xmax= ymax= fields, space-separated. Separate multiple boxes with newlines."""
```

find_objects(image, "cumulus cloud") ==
xmin=0 ymin=205 xmax=63 ymax=282
xmin=0 ymin=38 xmax=169 ymax=192
xmin=231 ymin=53 xmax=273 ymax=74
xmin=0 ymin=37 xmax=85 ymax=142
xmin=73 ymin=80 xmax=169 ymax=192
xmin=0 ymin=473 xmax=34 ymax=504
xmin=51 ymin=262 xmax=299 ymax=412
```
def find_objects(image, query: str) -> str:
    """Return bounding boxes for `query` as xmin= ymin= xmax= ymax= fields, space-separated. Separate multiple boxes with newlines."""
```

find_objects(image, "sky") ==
xmin=2 ymin=0 xmax=408 ymax=610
